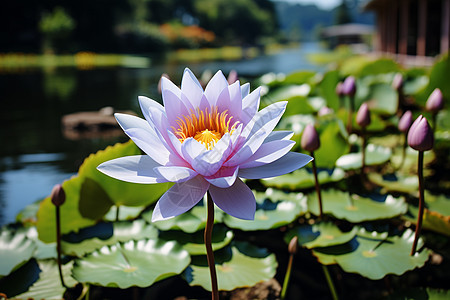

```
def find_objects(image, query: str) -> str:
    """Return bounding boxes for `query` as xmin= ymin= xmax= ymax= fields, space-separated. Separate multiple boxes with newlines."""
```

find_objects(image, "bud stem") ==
xmin=310 ymin=152 xmax=323 ymax=218
xmin=361 ymin=127 xmax=367 ymax=174
xmin=322 ymin=265 xmax=339 ymax=300
xmin=281 ymin=251 xmax=295 ymax=299
xmin=55 ymin=206 xmax=67 ymax=288
xmin=411 ymin=151 xmax=425 ymax=256
xmin=205 ymin=192 xmax=219 ymax=299
xmin=346 ymin=96 xmax=354 ymax=133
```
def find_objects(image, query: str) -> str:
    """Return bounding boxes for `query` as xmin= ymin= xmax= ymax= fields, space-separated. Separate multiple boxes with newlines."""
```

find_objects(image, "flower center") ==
xmin=173 ymin=106 xmax=238 ymax=150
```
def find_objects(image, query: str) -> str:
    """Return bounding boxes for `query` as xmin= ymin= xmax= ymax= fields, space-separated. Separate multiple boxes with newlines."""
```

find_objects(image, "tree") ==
xmin=335 ymin=0 xmax=352 ymax=25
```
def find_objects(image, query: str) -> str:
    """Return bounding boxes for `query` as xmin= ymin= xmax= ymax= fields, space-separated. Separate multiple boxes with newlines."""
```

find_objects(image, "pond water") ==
xmin=0 ymin=42 xmax=326 ymax=225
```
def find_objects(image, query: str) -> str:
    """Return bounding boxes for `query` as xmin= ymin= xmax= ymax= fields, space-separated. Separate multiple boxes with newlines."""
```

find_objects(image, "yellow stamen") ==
xmin=172 ymin=106 xmax=238 ymax=150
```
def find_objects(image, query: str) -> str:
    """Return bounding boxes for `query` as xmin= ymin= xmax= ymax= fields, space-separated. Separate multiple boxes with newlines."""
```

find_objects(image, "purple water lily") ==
xmin=98 ymin=68 xmax=312 ymax=221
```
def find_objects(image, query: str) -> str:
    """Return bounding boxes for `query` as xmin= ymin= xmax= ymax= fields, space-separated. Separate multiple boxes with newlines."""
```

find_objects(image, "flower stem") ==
xmin=361 ymin=127 xmax=367 ymax=174
xmin=310 ymin=152 xmax=323 ymax=218
xmin=115 ymin=205 xmax=120 ymax=222
xmin=55 ymin=205 xmax=67 ymax=288
xmin=347 ymin=96 xmax=354 ymax=133
xmin=280 ymin=252 xmax=294 ymax=299
xmin=205 ymin=192 xmax=219 ymax=299
xmin=411 ymin=151 xmax=424 ymax=256
xmin=322 ymin=265 xmax=339 ymax=300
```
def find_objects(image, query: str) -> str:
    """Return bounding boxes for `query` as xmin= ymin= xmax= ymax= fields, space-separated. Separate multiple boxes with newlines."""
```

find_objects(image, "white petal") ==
xmin=181 ymin=137 xmax=206 ymax=163
xmin=264 ymin=131 xmax=294 ymax=143
xmin=241 ymin=82 xmax=250 ymax=98
xmin=153 ymin=166 xmax=198 ymax=183
xmin=191 ymin=133 xmax=231 ymax=176
xmin=238 ymin=152 xmax=312 ymax=179
xmin=152 ymin=176 xmax=209 ymax=221
xmin=115 ymin=113 xmax=171 ymax=165
xmin=204 ymin=70 xmax=228 ymax=106
xmin=205 ymin=166 xmax=239 ymax=188
xmin=239 ymin=140 xmax=295 ymax=168
xmin=209 ymin=178 xmax=255 ymax=220
xmin=181 ymin=68 xmax=204 ymax=109
xmin=162 ymin=83 xmax=190 ymax=128
xmin=241 ymin=87 xmax=261 ymax=124
xmin=97 ymin=155 xmax=165 ymax=184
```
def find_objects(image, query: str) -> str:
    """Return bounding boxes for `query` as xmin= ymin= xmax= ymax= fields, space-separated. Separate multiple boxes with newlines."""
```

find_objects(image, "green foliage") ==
xmin=0 ymin=227 xmax=36 ymax=277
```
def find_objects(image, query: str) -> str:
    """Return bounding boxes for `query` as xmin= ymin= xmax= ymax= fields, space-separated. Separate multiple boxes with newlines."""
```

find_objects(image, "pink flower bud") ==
xmin=288 ymin=236 xmax=298 ymax=255
xmin=342 ymin=76 xmax=356 ymax=97
xmin=356 ymin=103 xmax=371 ymax=127
xmin=51 ymin=184 xmax=66 ymax=207
xmin=398 ymin=110 xmax=413 ymax=133
xmin=227 ymin=70 xmax=239 ymax=84
xmin=335 ymin=82 xmax=344 ymax=97
xmin=392 ymin=73 xmax=404 ymax=91
xmin=301 ymin=124 xmax=320 ymax=152
xmin=425 ymin=88 xmax=444 ymax=113
xmin=407 ymin=115 xmax=434 ymax=151
xmin=318 ymin=106 xmax=333 ymax=116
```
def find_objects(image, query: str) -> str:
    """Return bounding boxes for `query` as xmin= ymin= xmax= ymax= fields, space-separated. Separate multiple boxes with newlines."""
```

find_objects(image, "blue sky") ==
xmin=273 ymin=0 xmax=341 ymax=10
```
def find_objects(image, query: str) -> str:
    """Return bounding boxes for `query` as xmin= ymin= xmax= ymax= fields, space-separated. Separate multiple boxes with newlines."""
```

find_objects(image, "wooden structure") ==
xmin=365 ymin=0 xmax=449 ymax=62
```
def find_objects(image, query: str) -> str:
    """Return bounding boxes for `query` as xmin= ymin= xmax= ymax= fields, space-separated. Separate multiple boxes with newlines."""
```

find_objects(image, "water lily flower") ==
xmin=98 ymin=68 xmax=312 ymax=221
xmin=407 ymin=115 xmax=434 ymax=151
xmin=301 ymin=124 xmax=320 ymax=152
xmin=425 ymin=88 xmax=444 ymax=113
xmin=398 ymin=110 xmax=413 ymax=133
xmin=356 ymin=103 xmax=371 ymax=128
xmin=342 ymin=76 xmax=356 ymax=97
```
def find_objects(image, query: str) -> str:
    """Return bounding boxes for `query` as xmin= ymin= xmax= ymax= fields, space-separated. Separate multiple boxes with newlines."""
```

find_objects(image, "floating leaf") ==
xmin=78 ymin=141 xmax=171 ymax=207
xmin=317 ymin=70 xmax=340 ymax=110
xmin=336 ymin=144 xmax=391 ymax=170
xmin=159 ymin=225 xmax=233 ymax=255
xmin=307 ymin=189 xmax=407 ymax=222
xmin=223 ymin=195 xmax=306 ymax=231
xmin=188 ymin=242 xmax=277 ymax=291
xmin=72 ymin=239 xmax=190 ymax=288
xmin=368 ymin=173 xmax=418 ymax=194
xmin=62 ymin=220 xmax=158 ymax=256
xmin=0 ymin=259 xmax=40 ymax=297
xmin=143 ymin=202 xmax=223 ymax=233
xmin=15 ymin=200 xmax=41 ymax=226
xmin=16 ymin=260 xmax=77 ymax=299
xmin=104 ymin=205 xmax=145 ymax=221
xmin=261 ymin=168 xmax=345 ymax=190
xmin=312 ymin=229 xmax=430 ymax=280
xmin=285 ymin=222 xmax=358 ymax=249
xmin=0 ymin=227 xmax=36 ymax=277
xmin=365 ymin=83 xmax=398 ymax=115
xmin=26 ymin=227 xmax=56 ymax=260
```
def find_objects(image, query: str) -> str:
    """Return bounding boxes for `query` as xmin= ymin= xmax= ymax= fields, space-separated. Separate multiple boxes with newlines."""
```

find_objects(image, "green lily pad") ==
xmin=15 ymin=200 xmax=41 ymax=226
xmin=368 ymin=173 xmax=418 ymax=194
xmin=36 ymin=176 xmax=96 ymax=243
xmin=0 ymin=259 xmax=40 ymax=297
xmin=312 ymin=229 xmax=430 ymax=280
xmin=285 ymin=222 xmax=358 ymax=249
xmin=26 ymin=227 xmax=56 ymax=260
xmin=390 ymin=147 xmax=435 ymax=177
xmin=223 ymin=194 xmax=306 ymax=231
xmin=0 ymin=227 xmax=36 ymax=277
xmin=79 ymin=140 xmax=172 ymax=207
xmin=188 ymin=242 xmax=277 ymax=291
xmin=261 ymin=168 xmax=345 ymax=190
xmin=104 ymin=205 xmax=146 ymax=221
xmin=335 ymin=144 xmax=392 ymax=170
xmin=143 ymin=202 xmax=224 ymax=233
xmin=317 ymin=70 xmax=340 ymax=110
xmin=62 ymin=219 xmax=158 ymax=256
xmin=16 ymin=260 xmax=77 ymax=299
xmin=307 ymin=189 xmax=407 ymax=222
xmin=159 ymin=225 xmax=234 ymax=255
xmin=254 ymin=188 xmax=307 ymax=205
xmin=388 ymin=288 xmax=450 ymax=300
xmin=72 ymin=239 xmax=190 ymax=288
xmin=365 ymin=83 xmax=398 ymax=115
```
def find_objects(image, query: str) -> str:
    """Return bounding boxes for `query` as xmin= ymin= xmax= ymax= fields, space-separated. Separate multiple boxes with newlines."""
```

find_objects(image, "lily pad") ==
xmin=159 ymin=225 xmax=234 ymax=255
xmin=368 ymin=173 xmax=418 ymax=194
xmin=72 ymin=239 xmax=190 ymax=288
xmin=104 ymin=205 xmax=146 ymax=221
xmin=16 ymin=260 xmax=77 ymax=299
xmin=261 ymin=168 xmax=345 ymax=190
xmin=143 ymin=202 xmax=224 ymax=233
xmin=0 ymin=227 xmax=36 ymax=277
xmin=285 ymin=222 xmax=358 ymax=249
xmin=188 ymin=242 xmax=277 ymax=291
xmin=26 ymin=227 xmax=57 ymax=260
xmin=312 ymin=229 xmax=430 ymax=280
xmin=15 ymin=200 xmax=41 ymax=226
xmin=61 ymin=219 xmax=158 ymax=256
xmin=223 ymin=193 xmax=307 ymax=231
xmin=78 ymin=140 xmax=172 ymax=207
xmin=335 ymin=144 xmax=392 ymax=170
xmin=307 ymin=189 xmax=407 ymax=222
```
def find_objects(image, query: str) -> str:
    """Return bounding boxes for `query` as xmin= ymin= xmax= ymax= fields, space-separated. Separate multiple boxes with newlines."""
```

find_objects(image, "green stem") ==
xmin=281 ymin=253 xmax=294 ymax=299
xmin=411 ymin=151 xmax=424 ymax=256
xmin=361 ymin=127 xmax=367 ymax=174
xmin=56 ymin=206 xmax=67 ymax=288
xmin=310 ymin=152 xmax=323 ymax=218
xmin=322 ymin=265 xmax=339 ymax=300
xmin=205 ymin=192 xmax=219 ymax=299
xmin=398 ymin=133 xmax=408 ymax=170
xmin=115 ymin=205 xmax=120 ymax=222
xmin=347 ymin=96 xmax=354 ymax=133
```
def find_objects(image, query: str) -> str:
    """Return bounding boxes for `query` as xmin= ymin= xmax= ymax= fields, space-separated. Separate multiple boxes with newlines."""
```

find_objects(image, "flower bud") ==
xmin=356 ymin=103 xmax=371 ymax=128
xmin=227 ymin=70 xmax=239 ymax=84
xmin=51 ymin=184 xmax=66 ymax=207
xmin=342 ymin=76 xmax=356 ymax=97
xmin=407 ymin=115 xmax=434 ymax=151
xmin=398 ymin=110 xmax=413 ymax=133
xmin=318 ymin=106 xmax=333 ymax=116
xmin=392 ymin=73 xmax=404 ymax=91
xmin=158 ymin=73 xmax=170 ymax=94
xmin=301 ymin=124 xmax=320 ymax=152
xmin=288 ymin=236 xmax=298 ymax=255
xmin=425 ymin=88 xmax=444 ymax=113
xmin=335 ymin=82 xmax=344 ymax=97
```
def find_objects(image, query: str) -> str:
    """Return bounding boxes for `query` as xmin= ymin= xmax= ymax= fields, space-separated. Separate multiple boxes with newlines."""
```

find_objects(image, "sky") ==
xmin=273 ymin=0 xmax=342 ymax=10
